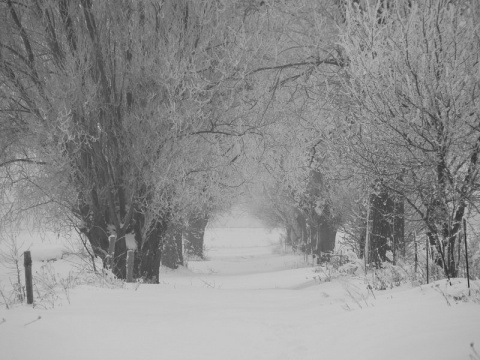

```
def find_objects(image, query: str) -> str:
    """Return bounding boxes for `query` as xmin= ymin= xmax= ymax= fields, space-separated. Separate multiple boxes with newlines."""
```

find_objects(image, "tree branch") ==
xmin=0 ymin=158 xmax=47 ymax=168
xmin=247 ymin=58 xmax=343 ymax=77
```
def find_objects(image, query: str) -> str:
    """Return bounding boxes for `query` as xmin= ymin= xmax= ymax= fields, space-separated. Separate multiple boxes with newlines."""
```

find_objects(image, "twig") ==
xmin=199 ymin=278 xmax=216 ymax=288
xmin=470 ymin=343 xmax=480 ymax=360
xmin=362 ymin=294 xmax=369 ymax=308
xmin=24 ymin=315 xmax=41 ymax=327
xmin=345 ymin=288 xmax=362 ymax=309
xmin=435 ymin=287 xmax=451 ymax=306
xmin=367 ymin=284 xmax=376 ymax=300
xmin=0 ymin=288 xmax=10 ymax=309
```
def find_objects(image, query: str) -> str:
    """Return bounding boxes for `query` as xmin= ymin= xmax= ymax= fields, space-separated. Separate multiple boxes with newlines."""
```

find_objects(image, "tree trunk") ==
xmin=184 ymin=215 xmax=209 ymax=259
xmin=161 ymin=222 xmax=184 ymax=269
xmin=82 ymin=224 xmax=109 ymax=265
xmin=369 ymin=187 xmax=395 ymax=266
xmin=428 ymin=232 xmax=443 ymax=268
xmin=78 ymin=194 xmax=130 ymax=278
xmin=295 ymin=213 xmax=308 ymax=253
xmin=316 ymin=205 xmax=337 ymax=254
xmin=113 ymin=231 xmax=128 ymax=279
xmin=446 ymin=235 xmax=457 ymax=278
xmin=132 ymin=221 xmax=164 ymax=283
xmin=82 ymin=222 xmax=129 ymax=279
xmin=428 ymin=225 xmax=460 ymax=279
xmin=392 ymin=195 xmax=405 ymax=264
xmin=317 ymin=224 xmax=337 ymax=254
xmin=285 ymin=226 xmax=293 ymax=247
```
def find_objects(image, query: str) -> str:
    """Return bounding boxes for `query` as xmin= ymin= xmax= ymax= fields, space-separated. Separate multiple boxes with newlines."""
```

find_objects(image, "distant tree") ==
xmin=246 ymin=113 xmax=356 ymax=256
xmin=247 ymin=0 xmax=362 ymax=256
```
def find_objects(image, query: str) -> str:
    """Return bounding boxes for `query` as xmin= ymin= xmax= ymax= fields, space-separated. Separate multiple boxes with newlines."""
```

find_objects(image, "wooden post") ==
xmin=302 ymin=227 xmax=306 ymax=263
xmin=181 ymin=231 xmax=185 ymax=260
xmin=126 ymin=250 xmax=134 ymax=283
xmin=392 ymin=209 xmax=396 ymax=266
xmin=107 ymin=235 xmax=116 ymax=269
xmin=365 ymin=200 xmax=371 ymax=271
xmin=392 ymin=236 xmax=396 ymax=266
xmin=463 ymin=219 xmax=470 ymax=295
xmin=24 ymin=251 xmax=33 ymax=304
xmin=426 ymin=235 xmax=429 ymax=284
xmin=414 ymin=232 xmax=418 ymax=277
xmin=457 ymin=232 xmax=461 ymax=277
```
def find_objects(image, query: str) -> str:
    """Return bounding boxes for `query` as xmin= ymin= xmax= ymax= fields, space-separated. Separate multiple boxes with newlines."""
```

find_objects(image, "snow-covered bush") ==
xmin=370 ymin=262 xmax=405 ymax=290
xmin=0 ymin=236 xmax=26 ymax=307
xmin=0 ymin=231 xmax=129 ymax=310
xmin=32 ymin=262 xmax=129 ymax=309
xmin=337 ymin=251 xmax=363 ymax=276
xmin=33 ymin=263 xmax=69 ymax=308
xmin=315 ymin=250 xmax=364 ymax=281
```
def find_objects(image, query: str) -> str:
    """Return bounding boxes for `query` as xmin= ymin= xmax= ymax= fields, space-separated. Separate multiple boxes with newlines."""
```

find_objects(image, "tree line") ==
xmin=1 ymin=0 xmax=479 ymax=281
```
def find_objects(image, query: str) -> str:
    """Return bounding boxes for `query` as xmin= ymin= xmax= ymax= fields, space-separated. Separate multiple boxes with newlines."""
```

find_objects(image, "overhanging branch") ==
xmin=0 ymin=158 xmax=47 ymax=168
xmin=247 ymin=58 xmax=344 ymax=77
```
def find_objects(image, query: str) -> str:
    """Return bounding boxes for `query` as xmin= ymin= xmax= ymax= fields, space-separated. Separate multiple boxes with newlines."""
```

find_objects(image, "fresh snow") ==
xmin=1 ymin=227 xmax=479 ymax=360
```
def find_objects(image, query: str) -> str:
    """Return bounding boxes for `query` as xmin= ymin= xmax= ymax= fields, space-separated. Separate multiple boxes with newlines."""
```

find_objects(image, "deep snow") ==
xmin=0 ymin=227 xmax=479 ymax=360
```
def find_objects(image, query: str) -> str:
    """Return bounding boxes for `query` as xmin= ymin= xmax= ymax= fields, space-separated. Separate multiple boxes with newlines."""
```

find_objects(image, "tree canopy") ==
xmin=1 ymin=0 xmax=479 ymax=280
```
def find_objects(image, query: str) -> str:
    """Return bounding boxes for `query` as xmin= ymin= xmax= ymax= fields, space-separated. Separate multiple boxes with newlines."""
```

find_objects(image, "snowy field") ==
xmin=1 ymin=227 xmax=480 ymax=360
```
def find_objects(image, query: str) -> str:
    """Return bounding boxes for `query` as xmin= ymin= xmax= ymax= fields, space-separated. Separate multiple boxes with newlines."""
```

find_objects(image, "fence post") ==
xmin=463 ymin=219 xmax=470 ymax=295
xmin=414 ymin=232 xmax=418 ymax=277
xmin=126 ymin=250 xmax=134 ymax=283
xmin=457 ymin=232 xmax=461 ymax=277
xmin=426 ymin=235 xmax=429 ymax=284
xmin=24 ymin=251 xmax=33 ymax=304
xmin=365 ymin=200 xmax=371 ymax=271
xmin=107 ymin=235 xmax=116 ymax=269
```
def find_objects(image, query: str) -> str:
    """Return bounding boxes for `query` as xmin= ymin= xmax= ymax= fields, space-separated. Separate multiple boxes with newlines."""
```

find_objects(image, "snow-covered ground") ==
xmin=1 ymin=227 xmax=480 ymax=360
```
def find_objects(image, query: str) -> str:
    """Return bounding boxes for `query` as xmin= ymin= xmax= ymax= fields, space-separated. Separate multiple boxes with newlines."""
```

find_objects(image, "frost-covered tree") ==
xmin=0 ymin=0 xmax=264 ymax=281
xmin=245 ymin=0 xmax=361 ymax=255
xmin=336 ymin=0 xmax=480 ymax=277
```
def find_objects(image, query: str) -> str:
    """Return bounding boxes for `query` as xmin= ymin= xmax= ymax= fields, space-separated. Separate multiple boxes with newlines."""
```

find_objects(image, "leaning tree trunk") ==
xmin=184 ymin=215 xmax=209 ymax=259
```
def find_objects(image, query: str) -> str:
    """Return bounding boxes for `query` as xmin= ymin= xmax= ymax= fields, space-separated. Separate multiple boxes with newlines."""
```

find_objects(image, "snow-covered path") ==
xmin=1 ymin=228 xmax=479 ymax=360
